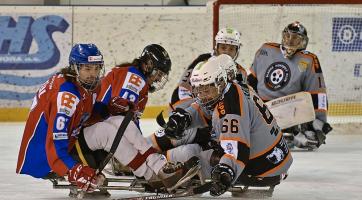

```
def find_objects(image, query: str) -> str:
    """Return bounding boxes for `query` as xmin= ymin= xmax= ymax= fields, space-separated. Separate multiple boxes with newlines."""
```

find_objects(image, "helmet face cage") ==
xmin=214 ymin=27 xmax=242 ymax=60
xmin=192 ymin=79 xmax=225 ymax=111
xmin=191 ymin=61 xmax=228 ymax=111
xmin=69 ymin=43 xmax=104 ymax=91
xmin=148 ymin=69 xmax=169 ymax=93
xmin=281 ymin=22 xmax=309 ymax=58
xmin=72 ymin=63 xmax=104 ymax=91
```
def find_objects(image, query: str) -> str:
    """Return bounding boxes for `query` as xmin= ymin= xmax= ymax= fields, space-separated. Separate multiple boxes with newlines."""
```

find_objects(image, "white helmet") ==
xmin=214 ymin=27 xmax=241 ymax=60
xmin=190 ymin=58 xmax=228 ymax=110
xmin=208 ymin=54 xmax=237 ymax=82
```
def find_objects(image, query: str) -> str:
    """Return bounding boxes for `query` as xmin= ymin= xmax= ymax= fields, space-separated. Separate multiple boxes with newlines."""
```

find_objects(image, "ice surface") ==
xmin=1 ymin=120 xmax=362 ymax=200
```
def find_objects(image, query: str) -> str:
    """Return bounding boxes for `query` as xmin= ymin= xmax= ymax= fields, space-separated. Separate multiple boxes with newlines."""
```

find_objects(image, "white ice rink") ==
xmin=1 ymin=120 xmax=362 ymax=200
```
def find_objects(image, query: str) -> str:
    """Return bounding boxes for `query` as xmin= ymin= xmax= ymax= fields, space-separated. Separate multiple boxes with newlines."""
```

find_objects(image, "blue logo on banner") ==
xmin=332 ymin=18 xmax=362 ymax=51
xmin=0 ymin=15 xmax=69 ymax=69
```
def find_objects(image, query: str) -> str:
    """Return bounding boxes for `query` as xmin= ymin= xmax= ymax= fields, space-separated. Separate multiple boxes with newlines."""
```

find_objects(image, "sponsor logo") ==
xmin=332 ymin=18 xmax=362 ymax=51
xmin=264 ymin=62 xmax=291 ymax=91
xmin=271 ymin=95 xmax=296 ymax=106
xmin=318 ymin=93 xmax=327 ymax=110
xmin=126 ymin=84 xmax=139 ymax=93
xmin=0 ymin=15 xmax=69 ymax=69
xmin=266 ymin=147 xmax=284 ymax=164
xmin=226 ymin=143 xmax=233 ymax=154
xmin=53 ymin=132 xmax=68 ymax=140
xmin=259 ymin=49 xmax=268 ymax=56
xmin=88 ymin=55 xmax=102 ymax=62
xmin=190 ymin=77 xmax=202 ymax=83
xmin=57 ymin=92 xmax=79 ymax=117
xmin=298 ymin=60 xmax=309 ymax=72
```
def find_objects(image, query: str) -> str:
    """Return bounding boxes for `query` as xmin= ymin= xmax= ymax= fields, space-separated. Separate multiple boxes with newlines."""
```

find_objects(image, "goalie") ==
xmin=247 ymin=21 xmax=332 ymax=150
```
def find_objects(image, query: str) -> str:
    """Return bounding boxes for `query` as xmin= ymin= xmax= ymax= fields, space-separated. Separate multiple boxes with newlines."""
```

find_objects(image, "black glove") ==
xmin=311 ymin=119 xmax=332 ymax=147
xmin=288 ymin=119 xmax=332 ymax=149
xmin=210 ymin=163 xmax=235 ymax=196
xmin=165 ymin=108 xmax=192 ymax=139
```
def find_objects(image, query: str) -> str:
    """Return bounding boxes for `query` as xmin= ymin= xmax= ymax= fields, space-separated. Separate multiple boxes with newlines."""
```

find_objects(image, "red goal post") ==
xmin=210 ymin=0 xmax=362 ymax=122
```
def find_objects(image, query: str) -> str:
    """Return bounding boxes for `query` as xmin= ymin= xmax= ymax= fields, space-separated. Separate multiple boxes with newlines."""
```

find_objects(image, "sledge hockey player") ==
xmin=164 ymin=55 xmax=293 ymax=197
xmin=247 ymin=21 xmax=332 ymax=149
xmin=149 ymin=28 xmax=247 ymax=151
xmin=81 ymin=44 xmax=200 ymax=192
xmin=16 ymin=43 xmax=198 ymax=195
xmin=16 ymin=43 xmax=106 ymax=192
xmin=171 ymin=27 xmax=246 ymax=108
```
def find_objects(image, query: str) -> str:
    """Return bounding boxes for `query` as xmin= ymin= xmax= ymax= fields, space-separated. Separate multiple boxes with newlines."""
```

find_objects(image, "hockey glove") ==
xmin=68 ymin=164 xmax=97 ymax=192
xmin=302 ymin=119 xmax=332 ymax=147
xmin=210 ymin=163 xmax=235 ymax=196
xmin=108 ymin=96 xmax=136 ymax=116
xmin=293 ymin=131 xmax=319 ymax=149
xmin=165 ymin=108 xmax=192 ymax=139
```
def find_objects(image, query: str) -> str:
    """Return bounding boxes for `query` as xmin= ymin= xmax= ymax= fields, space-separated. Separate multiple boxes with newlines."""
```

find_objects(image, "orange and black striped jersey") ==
xmin=212 ymin=82 xmax=292 ymax=178
xmin=247 ymin=43 xmax=327 ymax=122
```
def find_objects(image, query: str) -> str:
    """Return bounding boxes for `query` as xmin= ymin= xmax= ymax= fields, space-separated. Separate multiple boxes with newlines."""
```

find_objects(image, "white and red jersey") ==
xmin=16 ymin=74 xmax=96 ymax=178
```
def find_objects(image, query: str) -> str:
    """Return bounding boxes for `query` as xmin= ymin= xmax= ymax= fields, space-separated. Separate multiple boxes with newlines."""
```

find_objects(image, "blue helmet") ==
xmin=68 ymin=43 xmax=104 ymax=90
xmin=69 ymin=43 xmax=103 ymax=66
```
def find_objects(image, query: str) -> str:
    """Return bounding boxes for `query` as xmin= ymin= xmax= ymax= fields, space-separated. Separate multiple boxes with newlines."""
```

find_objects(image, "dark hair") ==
xmin=115 ymin=58 xmax=142 ymax=70
xmin=60 ymin=66 xmax=77 ymax=83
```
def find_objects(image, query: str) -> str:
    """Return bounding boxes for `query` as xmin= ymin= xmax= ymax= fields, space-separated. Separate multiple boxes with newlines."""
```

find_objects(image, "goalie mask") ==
xmin=281 ymin=21 xmax=309 ymax=58
xmin=139 ymin=44 xmax=171 ymax=92
xmin=69 ymin=43 xmax=104 ymax=91
xmin=214 ymin=27 xmax=241 ymax=60
xmin=190 ymin=58 xmax=228 ymax=111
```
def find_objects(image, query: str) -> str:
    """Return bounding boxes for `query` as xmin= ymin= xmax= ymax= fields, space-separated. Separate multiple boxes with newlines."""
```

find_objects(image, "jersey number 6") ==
xmin=222 ymin=118 xmax=239 ymax=134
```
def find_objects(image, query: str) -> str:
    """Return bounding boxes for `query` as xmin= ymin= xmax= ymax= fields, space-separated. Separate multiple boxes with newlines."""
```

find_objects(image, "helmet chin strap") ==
xmin=72 ymin=64 xmax=100 ymax=91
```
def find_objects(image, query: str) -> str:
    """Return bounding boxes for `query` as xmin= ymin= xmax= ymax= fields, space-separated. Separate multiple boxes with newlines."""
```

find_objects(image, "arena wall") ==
xmin=0 ymin=5 xmax=361 ymax=121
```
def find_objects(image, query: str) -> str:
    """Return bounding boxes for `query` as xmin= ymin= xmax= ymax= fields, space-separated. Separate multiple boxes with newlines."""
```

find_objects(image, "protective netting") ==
xmin=210 ymin=2 xmax=362 ymax=124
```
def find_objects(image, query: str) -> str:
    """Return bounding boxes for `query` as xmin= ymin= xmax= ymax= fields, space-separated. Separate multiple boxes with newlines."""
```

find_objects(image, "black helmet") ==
xmin=281 ymin=21 xmax=309 ymax=58
xmin=139 ymin=44 xmax=171 ymax=76
xmin=284 ymin=21 xmax=308 ymax=37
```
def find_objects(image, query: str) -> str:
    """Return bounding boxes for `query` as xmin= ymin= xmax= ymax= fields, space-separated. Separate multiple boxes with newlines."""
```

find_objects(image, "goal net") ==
xmin=209 ymin=0 xmax=362 ymax=124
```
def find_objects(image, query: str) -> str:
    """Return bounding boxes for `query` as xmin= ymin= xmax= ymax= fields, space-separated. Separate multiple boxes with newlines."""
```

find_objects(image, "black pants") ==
xmin=70 ymin=129 xmax=108 ymax=169
xmin=235 ymin=172 xmax=283 ymax=187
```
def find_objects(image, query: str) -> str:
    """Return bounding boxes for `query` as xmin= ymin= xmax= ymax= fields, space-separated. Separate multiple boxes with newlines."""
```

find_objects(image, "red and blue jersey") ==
xmin=16 ymin=74 xmax=96 ymax=178
xmin=94 ymin=65 xmax=149 ymax=119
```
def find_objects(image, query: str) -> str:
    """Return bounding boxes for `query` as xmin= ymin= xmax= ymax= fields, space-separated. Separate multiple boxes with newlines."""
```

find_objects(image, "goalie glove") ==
xmin=293 ymin=119 xmax=332 ymax=149
xmin=293 ymin=131 xmax=318 ymax=149
xmin=306 ymin=119 xmax=332 ymax=147
xmin=210 ymin=163 xmax=235 ymax=196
